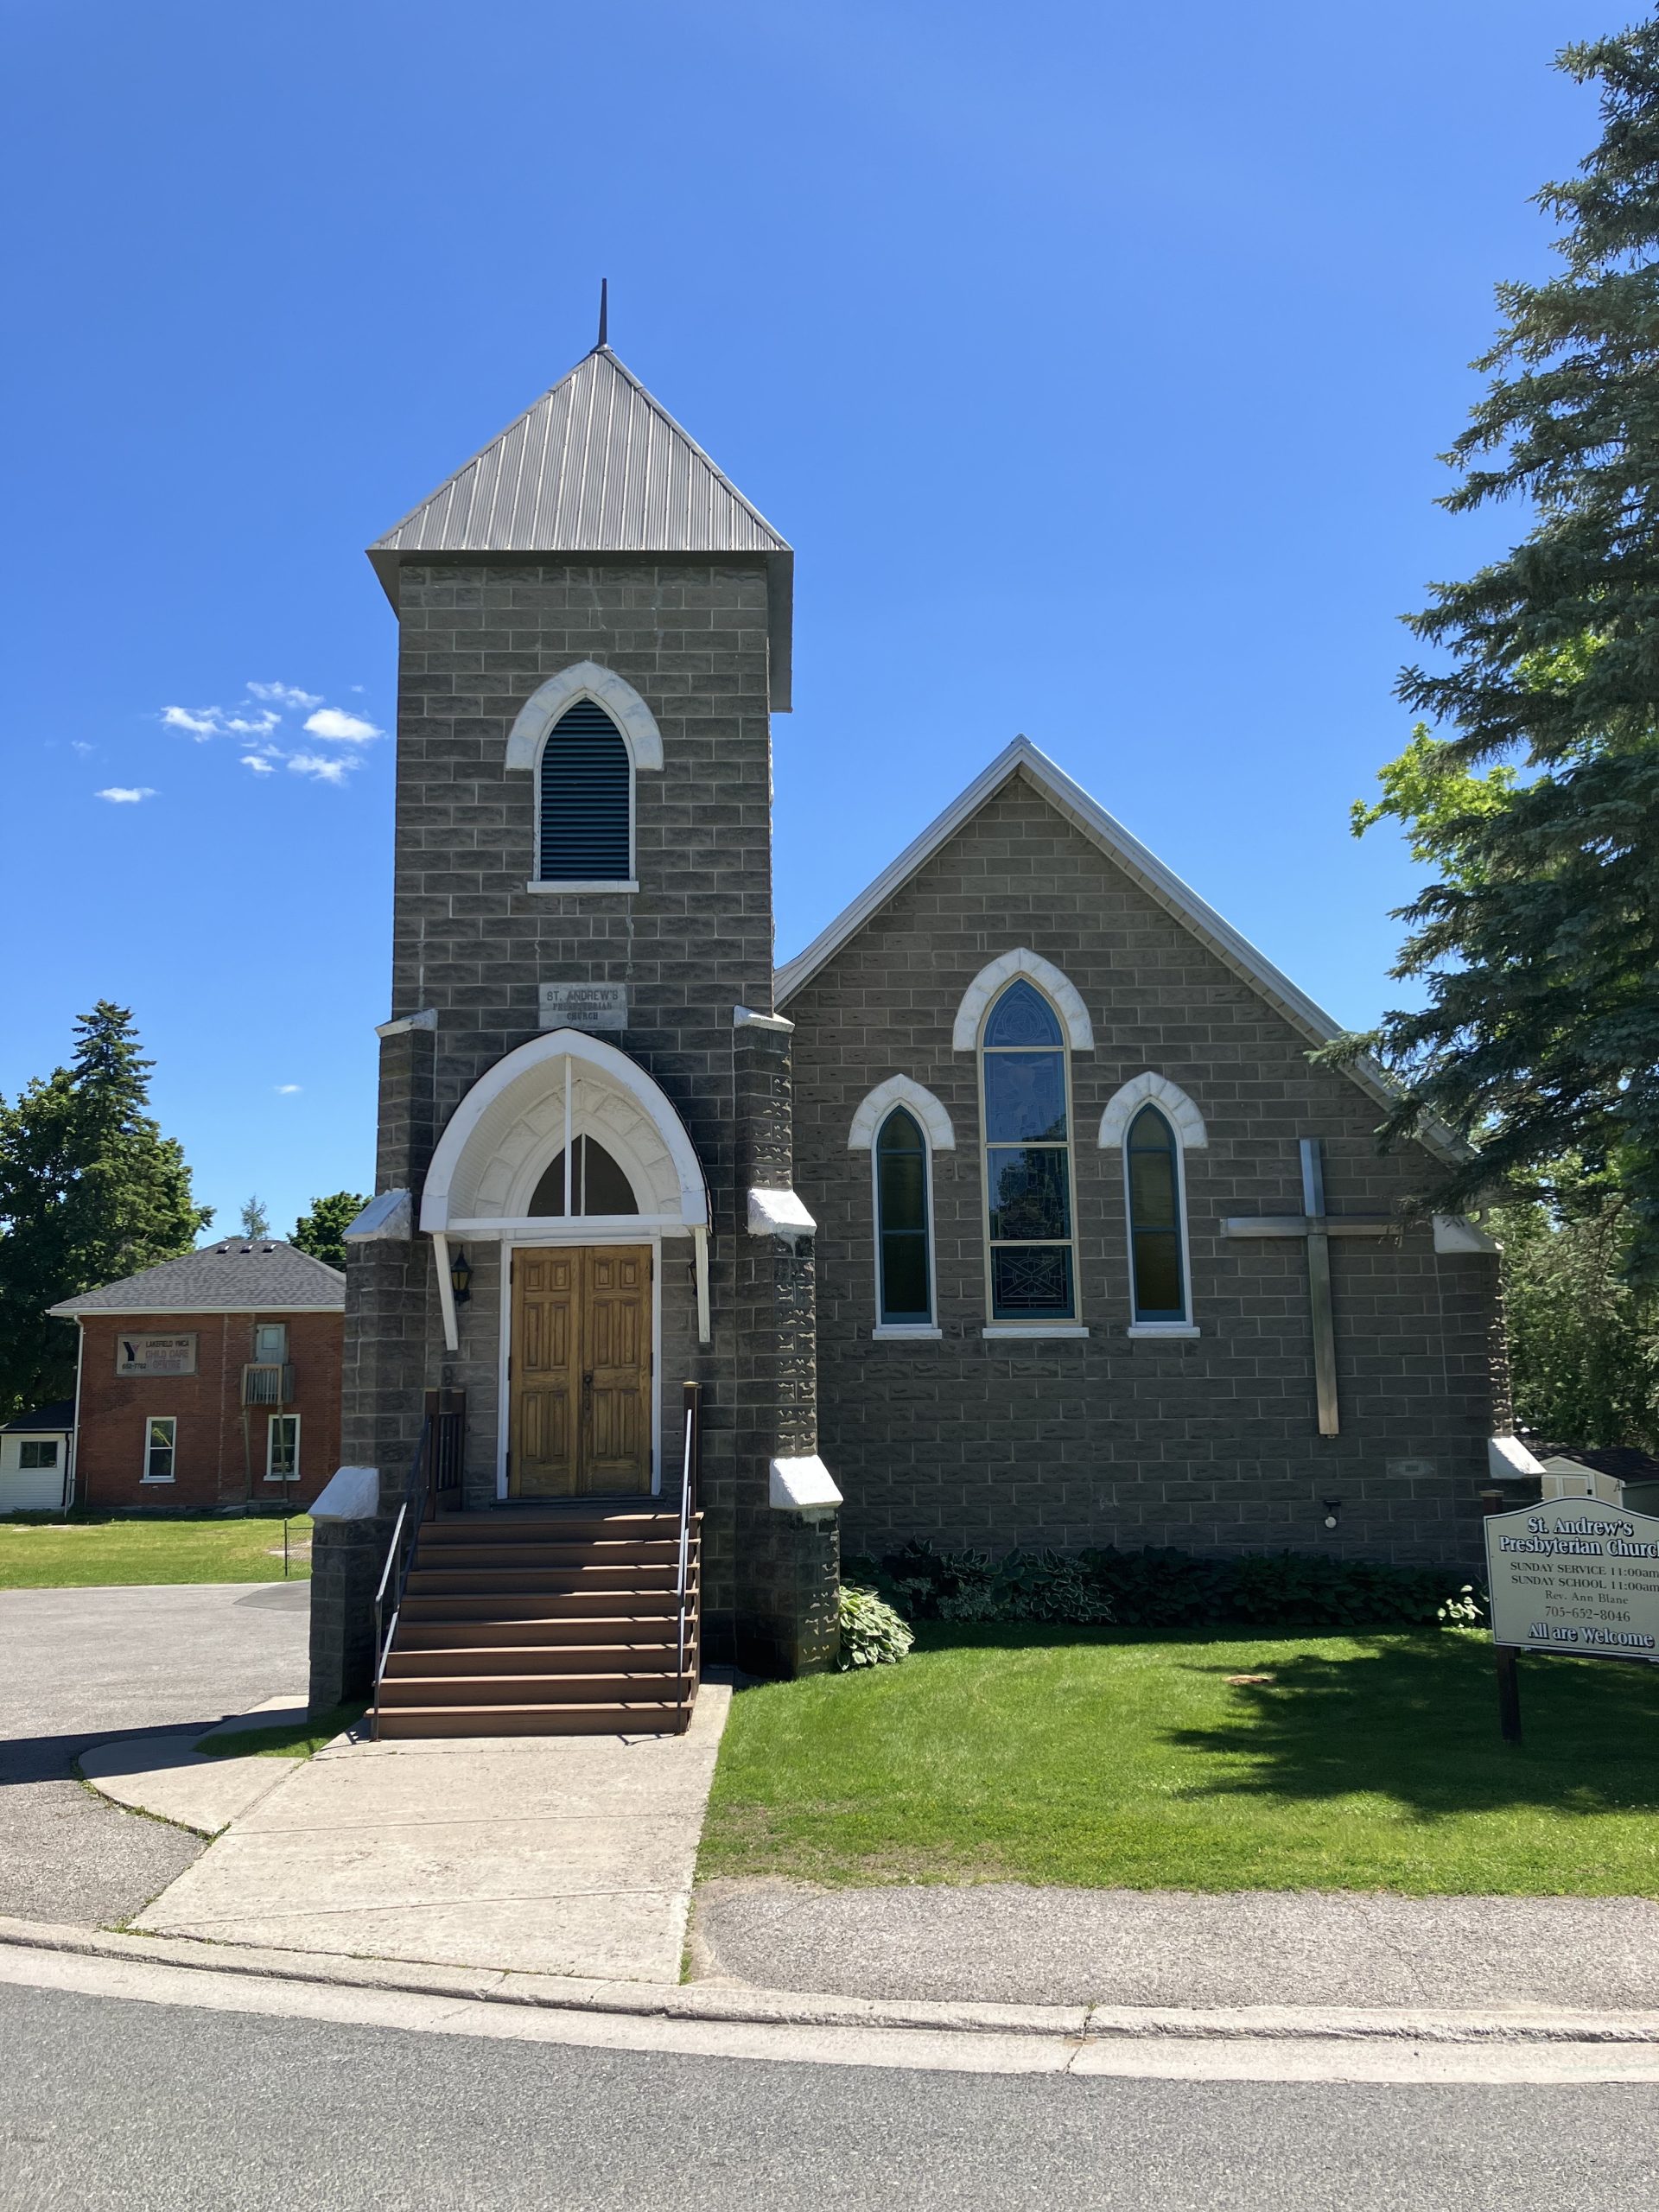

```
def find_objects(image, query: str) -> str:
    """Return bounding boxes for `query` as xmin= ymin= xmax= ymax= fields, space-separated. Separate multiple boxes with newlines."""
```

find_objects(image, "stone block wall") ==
xmin=785 ymin=776 xmax=1500 ymax=1572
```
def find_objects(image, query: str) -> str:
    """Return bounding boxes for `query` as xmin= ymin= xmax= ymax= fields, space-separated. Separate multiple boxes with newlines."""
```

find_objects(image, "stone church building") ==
xmin=318 ymin=334 xmax=1502 ymax=1729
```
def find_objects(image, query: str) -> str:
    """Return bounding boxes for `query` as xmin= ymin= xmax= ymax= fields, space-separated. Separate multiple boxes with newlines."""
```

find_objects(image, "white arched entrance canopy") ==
xmin=421 ymin=1030 xmax=710 ymax=1349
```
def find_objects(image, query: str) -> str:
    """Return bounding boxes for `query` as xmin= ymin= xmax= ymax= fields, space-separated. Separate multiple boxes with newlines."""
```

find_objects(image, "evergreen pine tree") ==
xmin=0 ymin=1003 xmax=213 ymax=1415
xmin=291 ymin=1191 xmax=369 ymax=1271
xmin=1339 ymin=21 xmax=1659 ymax=1281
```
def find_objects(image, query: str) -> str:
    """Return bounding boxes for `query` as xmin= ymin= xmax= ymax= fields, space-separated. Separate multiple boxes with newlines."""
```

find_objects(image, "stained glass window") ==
xmin=981 ymin=980 xmax=1076 ymax=1321
xmin=874 ymin=1108 xmax=932 ymax=1325
xmin=1126 ymin=1105 xmax=1186 ymax=1321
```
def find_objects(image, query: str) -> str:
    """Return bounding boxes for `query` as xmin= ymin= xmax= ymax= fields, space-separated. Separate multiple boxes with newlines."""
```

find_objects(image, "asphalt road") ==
xmin=3 ymin=1979 xmax=1656 ymax=2212
xmin=0 ymin=1582 xmax=310 ymax=1924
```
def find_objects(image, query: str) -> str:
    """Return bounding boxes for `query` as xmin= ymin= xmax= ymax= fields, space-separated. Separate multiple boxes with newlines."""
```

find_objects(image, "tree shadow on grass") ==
xmin=1165 ymin=1634 xmax=1659 ymax=1820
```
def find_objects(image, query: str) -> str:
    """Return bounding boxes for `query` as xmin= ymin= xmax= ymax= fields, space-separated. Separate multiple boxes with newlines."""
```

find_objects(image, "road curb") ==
xmin=3 ymin=1914 xmax=1657 ymax=2047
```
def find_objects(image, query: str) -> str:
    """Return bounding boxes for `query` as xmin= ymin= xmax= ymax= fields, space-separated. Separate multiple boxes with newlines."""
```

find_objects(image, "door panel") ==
xmin=510 ymin=1249 xmax=580 ymax=1497
xmin=582 ymin=1246 xmax=652 ymax=1494
xmin=509 ymin=1245 xmax=652 ymax=1497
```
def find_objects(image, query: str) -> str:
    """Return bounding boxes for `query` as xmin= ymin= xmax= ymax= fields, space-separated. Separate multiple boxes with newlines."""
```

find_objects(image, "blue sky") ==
xmin=1 ymin=1 xmax=1614 ymax=1240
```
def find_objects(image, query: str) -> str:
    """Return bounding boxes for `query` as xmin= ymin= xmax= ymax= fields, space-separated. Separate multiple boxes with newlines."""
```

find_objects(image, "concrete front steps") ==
xmin=378 ymin=1510 xmax=700 ymax=1738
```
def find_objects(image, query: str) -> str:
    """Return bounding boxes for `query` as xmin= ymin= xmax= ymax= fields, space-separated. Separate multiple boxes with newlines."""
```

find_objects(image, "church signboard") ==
xmin=1484 ymin=1497 xmax=1659 ymax=1662
xmin=538 ymin=982 xmax=628 ymax=1033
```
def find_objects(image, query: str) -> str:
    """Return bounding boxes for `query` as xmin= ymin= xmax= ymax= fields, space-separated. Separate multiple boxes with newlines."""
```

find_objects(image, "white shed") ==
xmin=0 ymin=1400 xmax=74 ymax=1513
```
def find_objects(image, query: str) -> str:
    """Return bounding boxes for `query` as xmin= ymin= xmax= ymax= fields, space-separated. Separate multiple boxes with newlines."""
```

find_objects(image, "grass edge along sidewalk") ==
xmin=701 ymin=1624 xmax=1659 ymax=1897
xmin=0 ymin=1514 xmax=312 ymax=1588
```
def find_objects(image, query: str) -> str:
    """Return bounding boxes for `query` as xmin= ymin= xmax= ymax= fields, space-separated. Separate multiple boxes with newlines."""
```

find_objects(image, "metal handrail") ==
xmin=371 ymin=1417 xmax=433 ymax=1740
xmin=675 ymin=1383 xmax=700 ymax=1704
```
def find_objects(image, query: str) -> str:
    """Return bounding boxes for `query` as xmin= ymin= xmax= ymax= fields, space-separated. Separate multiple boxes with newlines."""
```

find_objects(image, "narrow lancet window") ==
xmin=875 ymin=1107 xmax=932 ymax=1325
xmin=980 ymin=978 xmax=1077 ymax=1322
xmin=1126 ymin=1104 xmax=1187 ymax=1322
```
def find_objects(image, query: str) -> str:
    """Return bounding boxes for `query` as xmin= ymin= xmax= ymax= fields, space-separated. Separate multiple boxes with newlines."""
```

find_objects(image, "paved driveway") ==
xmin=0 ymin=1583 xmax=309 ymax=1927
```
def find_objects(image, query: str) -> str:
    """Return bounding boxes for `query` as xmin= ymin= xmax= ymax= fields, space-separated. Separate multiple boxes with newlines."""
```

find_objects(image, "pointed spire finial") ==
xmin=597 ymin=277 xmax=608 ymax=349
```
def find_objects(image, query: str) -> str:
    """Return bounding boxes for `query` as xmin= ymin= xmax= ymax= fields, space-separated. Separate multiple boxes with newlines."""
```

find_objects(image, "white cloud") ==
xmin=97 ymin=786 xmax=155 ymax=804
xmin=71 ymin=741 xmax=95 ymax=755
xmin=303 ymin=707 xmax=384 ymax=744
xmin=287 ymin=752 xmax=355 ymax=785
xmin=225 ymin=711 xmax=281 ymax=737
xmin=274 ymin=1083 xmax=302 ymax=1096
xmin=162 ymin=705 xmax=222 ymax=739
xmin=246 ymin=682 xmax=322 ymax=709
xmin=240 ymin=754 xmax=276 ymax=776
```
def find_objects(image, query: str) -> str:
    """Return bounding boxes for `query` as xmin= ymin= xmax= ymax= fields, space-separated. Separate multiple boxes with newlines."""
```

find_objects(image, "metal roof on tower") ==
xmin=369 ymin=344 xmax=793 ymax=706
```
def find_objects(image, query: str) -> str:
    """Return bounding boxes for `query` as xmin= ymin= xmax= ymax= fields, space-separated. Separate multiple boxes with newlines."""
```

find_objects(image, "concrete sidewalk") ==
xmin=691 ymin=1878 xmax=1659 ymax=2013
xmin=131 ymin=1684 xmax=731 ymax=1981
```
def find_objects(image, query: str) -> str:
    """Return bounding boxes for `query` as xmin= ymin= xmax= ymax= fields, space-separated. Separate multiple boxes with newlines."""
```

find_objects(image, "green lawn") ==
xmin=702 ymin=1625 xmax=1659 ymax=1896
xmin=200 ymin=1703 xmax=365 ymax=1759
xmin=0 ymin=1514 xmax=311 ymax=1589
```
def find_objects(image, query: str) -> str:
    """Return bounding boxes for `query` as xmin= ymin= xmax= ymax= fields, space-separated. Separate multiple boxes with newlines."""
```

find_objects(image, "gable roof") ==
xmin=774 ymin=737 xmax=1459 ymax=1155
xmin=368 ymin=344 xmax=794 ymax=707
xmin=48 ymin=1239 xmax=346 ymax=1319
xmin=3 ymin=1400 xmax=74 ymax=1433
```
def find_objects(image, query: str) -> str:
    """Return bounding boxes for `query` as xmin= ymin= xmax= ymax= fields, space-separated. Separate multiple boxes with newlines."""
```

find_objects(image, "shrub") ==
xmin=845 ymin=1538 xmax=1487 ymax=1632
xmin=837 ymin=1584 xmax=914 ymax=1669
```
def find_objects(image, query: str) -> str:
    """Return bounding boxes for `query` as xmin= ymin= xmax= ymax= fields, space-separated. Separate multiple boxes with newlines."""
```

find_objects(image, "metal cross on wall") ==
xmin=1223 ymin=1138 xmax=1397 ymax=1438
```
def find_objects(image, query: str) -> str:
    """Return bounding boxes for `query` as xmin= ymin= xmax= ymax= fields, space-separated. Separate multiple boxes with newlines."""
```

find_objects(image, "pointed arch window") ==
xmin=537 ymin=699 xmax=632 ymax=884
xmin=1125 ymin=1105 xmax=1188 ymax=1324
xmin=530 ymin=1135 xmax=639 ymax=1217
xmin=980 ymin=978 xmax=1077 ymax=1323
xmin=874 ymin=1107 xmax=934 ymax=1328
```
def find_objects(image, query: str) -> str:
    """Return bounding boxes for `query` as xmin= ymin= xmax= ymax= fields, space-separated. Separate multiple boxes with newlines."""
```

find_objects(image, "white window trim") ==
xmin=952 ymin=949 xmax=1094 ymax=1053
xmin=874 ymin=1323 xmax=944 ymax=1342
xmin=982 ymin=1325 xmax=1090 ymax=1341
xmin=848 ymin=1076 xmax=956 ymax=1154
xmin=868 ymin=1105 xmax=939 ymax=1334
xmin=142 ymin=1414 xmax=176 ymax=1484
xmin=977 ymin=979 xmax=1083 ymax=1332
xmin=516 ymin=665 xmax=664 ymax=893
xmin=265 ymin=1411 xmax=302 ymax=1483
xmin=524 ymin=880 xmax=640 ymax=896
xmin=1110 ymin=1097 xmax=1199 ymax=1332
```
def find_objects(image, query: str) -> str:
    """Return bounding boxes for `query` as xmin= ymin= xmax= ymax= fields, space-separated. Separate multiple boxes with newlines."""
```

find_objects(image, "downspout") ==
xmin=67 ymin=1321 xmax=85 ymax=1516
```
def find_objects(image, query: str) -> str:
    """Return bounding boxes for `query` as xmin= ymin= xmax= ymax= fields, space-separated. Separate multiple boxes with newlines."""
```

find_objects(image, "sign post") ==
xmin=1481 ymin=1487 xmax=1659 ymax=1745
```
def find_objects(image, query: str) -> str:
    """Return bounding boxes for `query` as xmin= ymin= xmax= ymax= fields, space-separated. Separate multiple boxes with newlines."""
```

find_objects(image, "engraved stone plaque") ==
xmin=538 ymin=982 xmax=628 ymax=1033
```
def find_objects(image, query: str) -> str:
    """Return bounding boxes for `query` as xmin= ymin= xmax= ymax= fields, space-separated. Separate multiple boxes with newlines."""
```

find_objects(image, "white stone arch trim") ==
xmin=420 ymin=1029 xmax=707 ymax=1232
xmin=505 ymin=662 xmax=664 ymax=773
xmin=848 ymin=1075 xmax=956 ymax=1152
xmin=950 ymin=948 xmax=1094 ymax=1052
xmin=1097 ymin=1071 xmax=1208 ymax=1151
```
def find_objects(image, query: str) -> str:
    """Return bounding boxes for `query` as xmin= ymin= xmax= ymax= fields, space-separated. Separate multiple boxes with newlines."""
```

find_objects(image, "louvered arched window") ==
xmin=979 ymin=978 xmax=1077 ymax=1322
xmin=537 ymin=699 xmax=632 ymax=884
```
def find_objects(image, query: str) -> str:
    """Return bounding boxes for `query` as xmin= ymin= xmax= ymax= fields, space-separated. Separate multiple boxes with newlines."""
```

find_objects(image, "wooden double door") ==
xmin=508 ymin=1245 xmax=653 ymax=1497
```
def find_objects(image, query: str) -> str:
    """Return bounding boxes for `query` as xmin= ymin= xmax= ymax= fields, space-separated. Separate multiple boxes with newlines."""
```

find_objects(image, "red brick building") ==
xmin=50 ymin=1240 xmax=345 ymax=1512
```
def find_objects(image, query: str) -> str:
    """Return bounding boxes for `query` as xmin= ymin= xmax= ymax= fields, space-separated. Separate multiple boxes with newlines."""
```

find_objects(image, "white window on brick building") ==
xmin=979 ymin=979 xmax=1078 ymax=1326
xmin=267 ymin=1413 xmax=301 ymax=1482
xmin=143 ymin=1416 xmax=176 ymax=1483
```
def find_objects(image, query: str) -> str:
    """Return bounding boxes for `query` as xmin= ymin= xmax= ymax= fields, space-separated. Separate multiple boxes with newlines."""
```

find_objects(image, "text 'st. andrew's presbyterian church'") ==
xmin=327 ymin=331 xmax=1504 ymax=1727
